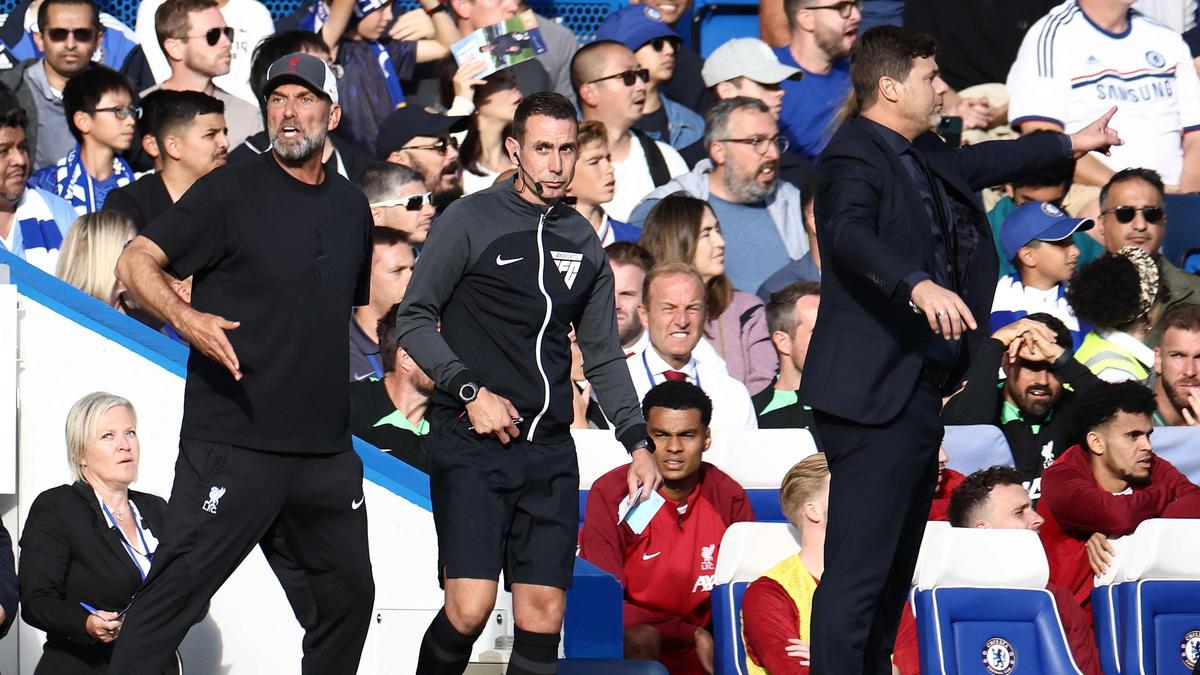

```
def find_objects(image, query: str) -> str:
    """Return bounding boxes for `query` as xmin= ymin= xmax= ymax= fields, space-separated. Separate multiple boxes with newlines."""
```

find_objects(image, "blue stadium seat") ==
xmin=689 ymin=0 xmax=759 ymax=58
xmin=1090 ymin=519 xmax=1200 ymax=675
xmin=558 ymin=659 xmax=669 ymax=674
xmin=709 ymin=522 xmax=802 ymax=675
xmin=1162 ymin=193 xmax=1200 ymax=269
xmin=913 ymin=528 xmax=1084 ymax=674
xmin=942 ymin=425 xmax=1015 ymax=476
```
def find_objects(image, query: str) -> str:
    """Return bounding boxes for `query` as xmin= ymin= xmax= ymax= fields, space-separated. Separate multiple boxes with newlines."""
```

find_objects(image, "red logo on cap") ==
xmin=288 ymin=55 xmax=301 ymax=72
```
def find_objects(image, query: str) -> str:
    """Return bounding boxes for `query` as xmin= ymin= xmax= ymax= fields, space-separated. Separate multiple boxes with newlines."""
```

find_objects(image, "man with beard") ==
xmin=773 ymin=0 xmax=861 ymax=159
xmin=0 ymin=0 xmax=104 ymax=170
xmin=351 ymin=302 xmax=434 ymax=471
xmin=0 ymin=94 xmax=79 ymax=273
xmin=629 ymin=97 xmax=808 ymax=293
xmin=110 ymin=52 xmax=375 ymax=674
xmin=943 ymin=314 xmax=1102 ymax=503
xmin=1152 ymin=302 xmax=1200 ymax=426
xmin=375 ymin=105 xmax=468 ymax=210
xmin=1038 ymin=381 xmax=1200 ymax=613
xmin=606 ymin=241 xmax=655 ymax=352
xmin=104 ymin=89 xmax=229 ymax=233
xmin=572 ymin=40 xmax=688 ymax=222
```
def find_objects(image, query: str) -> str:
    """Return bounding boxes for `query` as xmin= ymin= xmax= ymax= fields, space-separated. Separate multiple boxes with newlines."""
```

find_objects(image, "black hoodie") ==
xmin=395 ymin=178 xmax=646 ymax=449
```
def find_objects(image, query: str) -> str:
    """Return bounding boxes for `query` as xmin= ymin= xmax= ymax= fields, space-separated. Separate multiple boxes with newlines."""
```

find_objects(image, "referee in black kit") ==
xmin=111 ymin=53 xmax=374 ymax=674
xmin=397 ymin=92 xmax=661 ymax=675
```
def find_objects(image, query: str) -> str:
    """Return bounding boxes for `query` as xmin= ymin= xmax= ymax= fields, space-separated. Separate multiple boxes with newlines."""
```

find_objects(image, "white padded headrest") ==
xmin=705 ymin=429 xmax=818 ymax=489
xmin=912 ymin=521 xmax=952 ymax=586
xmin=1096 ymin=519 xmax=1200 ymax=585
xmin=574 ymin=429 xmax=631 ymax=489
xmin=916 ymin=528 xmax=1049 ymax=591
xmin=713 ymin=522 xmax=802 ymax=585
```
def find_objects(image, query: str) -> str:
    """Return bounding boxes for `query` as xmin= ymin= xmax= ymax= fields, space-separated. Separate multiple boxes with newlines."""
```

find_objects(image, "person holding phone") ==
xmin=19 ymin=392 xmax=169 ymax=675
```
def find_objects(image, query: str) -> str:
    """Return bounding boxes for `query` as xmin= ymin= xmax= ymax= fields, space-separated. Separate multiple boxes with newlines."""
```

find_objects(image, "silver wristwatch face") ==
xmin=459 ymin=382 xmax=479 ymax=403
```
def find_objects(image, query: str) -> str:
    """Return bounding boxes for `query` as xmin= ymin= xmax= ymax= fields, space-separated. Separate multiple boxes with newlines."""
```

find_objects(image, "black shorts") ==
xmin=427 ymin=412 xmax=579 ymax=590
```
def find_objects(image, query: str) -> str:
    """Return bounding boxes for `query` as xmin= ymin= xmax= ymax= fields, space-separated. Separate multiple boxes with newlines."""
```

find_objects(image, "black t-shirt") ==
xmin=104 ymin=173 xmax=173 ymax=233
xmin=143 ymin=153 xmax=372 ymax=454
xmin=903 ymin=0 xmax=1057 ymax=91
xmin=634 ymin=105 xmax=671 ymax=144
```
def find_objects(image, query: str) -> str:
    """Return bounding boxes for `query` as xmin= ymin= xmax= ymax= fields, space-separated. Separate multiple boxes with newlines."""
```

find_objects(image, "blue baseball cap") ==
xmin=595 ymin=5 xmax=678 ymax=52
xmin=1000 ymin=201 xmax=1095 ymax=262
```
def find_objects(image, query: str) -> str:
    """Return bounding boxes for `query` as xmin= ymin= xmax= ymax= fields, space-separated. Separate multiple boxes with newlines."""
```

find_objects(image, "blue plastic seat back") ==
xmin=1120 ymin=580 xmax=1200 ymax=674
xmin=1162 ymin=193 xmax=1200 ymax=269
xmin=942 ymin=425 xmax=1015 ymax=476
xmin=1091 ymin=585 xmax=1123 ymax=675
xmin=711 ymin=581 xmax=750 ymax=675
xmin=689 ymin=0 xmax=759 ymax=57
xmin=914 ymin=588 xmax=1082 ymax=675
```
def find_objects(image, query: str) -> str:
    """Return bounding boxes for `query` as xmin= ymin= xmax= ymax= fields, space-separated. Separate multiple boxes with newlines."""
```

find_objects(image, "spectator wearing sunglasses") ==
xmin=0 ymin=0 xmax=155 ymax=94
xmin=375 ymin=104 xmax=468 ymax=209
xmin=1095 ymin=168 xmax=1200 ymax=326
xmin=0 ymin=0 xmax=104 ymax=170
xmin=629 ymin=97 xmax=808 ymax=294
xmin=142 ymin=0 xmax=260 ymax=149
xmin=596 ymin=5 xmax=703 ymax=152
xmin=358 ymin=160 xmax=434 ymax=245
xmin=105 ymin=89 xmax=227 ymax=233
xmin=28 ymin=65 xmax=135 ymax=214
xmin=571 ymin=40 xmax=688 ymax=223
xmin=135 ymin=0 xmax=274 ymax=107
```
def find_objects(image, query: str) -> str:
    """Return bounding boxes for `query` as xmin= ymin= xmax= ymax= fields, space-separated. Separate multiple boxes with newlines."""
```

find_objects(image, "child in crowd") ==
xmin=29 ymin=66 xmax=136 ymax=214
xmin=991 ymin=200 xmax=1093 ymax=350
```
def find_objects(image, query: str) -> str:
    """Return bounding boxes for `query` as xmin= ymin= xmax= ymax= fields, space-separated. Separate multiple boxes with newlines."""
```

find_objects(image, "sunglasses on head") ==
xmin=181 ymin=26 xmax=235 ymax=46
xmin=371 ymin=192 xmax=433 ymax=211
xmin=44 ymin=27 xmax=96 ymax=43
xmin=1103 ymin=205 xmax=1165 ymax=224
xmin=588 ymin=68 xmax=650 ymax=86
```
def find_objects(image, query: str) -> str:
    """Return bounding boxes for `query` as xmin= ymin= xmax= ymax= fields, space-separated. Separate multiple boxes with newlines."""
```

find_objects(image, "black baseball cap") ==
xmin=375 ymin=105 xmax=469 ymax=160
xmin=261 ymin=52 xmax=339 ymax=104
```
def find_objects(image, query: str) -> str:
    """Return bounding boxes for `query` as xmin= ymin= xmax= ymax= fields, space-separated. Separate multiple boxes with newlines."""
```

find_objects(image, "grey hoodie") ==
xmin=626 ymin=159 xmax=810 ymax=261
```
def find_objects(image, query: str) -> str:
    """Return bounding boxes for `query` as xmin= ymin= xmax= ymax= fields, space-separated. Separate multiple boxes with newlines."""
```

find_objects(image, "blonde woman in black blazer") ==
xmin=20 ymin=392 xmax=169 ymax=674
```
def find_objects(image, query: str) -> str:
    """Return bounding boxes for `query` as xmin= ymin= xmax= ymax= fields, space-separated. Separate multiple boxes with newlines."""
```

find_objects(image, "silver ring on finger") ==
xmin=937 ymin=309 xmax=948 ymax=316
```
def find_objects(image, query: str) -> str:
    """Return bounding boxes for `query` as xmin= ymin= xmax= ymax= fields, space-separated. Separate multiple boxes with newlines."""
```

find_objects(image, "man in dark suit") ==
xmin=797 ymin=25 xmax=1122 ymax=675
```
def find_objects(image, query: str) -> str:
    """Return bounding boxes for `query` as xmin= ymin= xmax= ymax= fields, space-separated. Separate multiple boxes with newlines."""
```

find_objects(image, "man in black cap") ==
xmin=110 ymin=52 xmax=375 ymax=675
xmin=376 ymin=104 xmax=469 ymax=209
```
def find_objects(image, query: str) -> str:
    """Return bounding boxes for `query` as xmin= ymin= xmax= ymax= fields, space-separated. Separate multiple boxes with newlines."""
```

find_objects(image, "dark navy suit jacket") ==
xmin=799 ymin=115 xmax=1069 ymax=424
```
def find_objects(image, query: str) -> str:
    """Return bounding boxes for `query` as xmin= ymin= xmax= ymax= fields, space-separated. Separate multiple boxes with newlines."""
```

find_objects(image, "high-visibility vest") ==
xmin=743 ymin=555 xmax=818 ymax=675
xmin=1074 ymin=331 xmax=1150 ymax=384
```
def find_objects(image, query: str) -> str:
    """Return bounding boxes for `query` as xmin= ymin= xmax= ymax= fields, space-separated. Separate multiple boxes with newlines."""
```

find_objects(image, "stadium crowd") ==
xmin=2 ymin=0 xmax=1200 ymax=672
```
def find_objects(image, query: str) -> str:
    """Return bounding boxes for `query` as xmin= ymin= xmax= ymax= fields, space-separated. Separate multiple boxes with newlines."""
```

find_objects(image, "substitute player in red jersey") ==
xmin=1039 ymin=381 xmax=1200 ymax=614
xmin=579 ymin=381 xmax=754 ymax=673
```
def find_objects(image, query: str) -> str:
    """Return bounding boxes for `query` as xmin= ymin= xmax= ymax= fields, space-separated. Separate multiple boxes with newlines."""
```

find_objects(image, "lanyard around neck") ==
xmin=100 ymin=499 xmax=153 ymax=581
xmin=641 ymin=350 xmax=699 ymax=389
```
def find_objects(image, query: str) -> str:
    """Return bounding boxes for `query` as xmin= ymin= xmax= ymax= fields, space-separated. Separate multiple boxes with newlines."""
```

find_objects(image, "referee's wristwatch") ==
xmin=630 ymin=437 xmax=655 ymax=454
xmin=457 ymin=382 xmax=480 ymax=405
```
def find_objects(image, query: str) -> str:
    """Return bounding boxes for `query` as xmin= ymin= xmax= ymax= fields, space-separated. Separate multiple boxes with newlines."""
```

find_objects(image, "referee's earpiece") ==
xmin=513 ymin=151 xmax=543 ymax=195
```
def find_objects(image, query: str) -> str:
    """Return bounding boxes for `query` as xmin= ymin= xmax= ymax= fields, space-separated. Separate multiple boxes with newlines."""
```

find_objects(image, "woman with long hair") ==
xmin=459 ymin=70 xmax=523 ymax=195
xmin=640 ymin=192 xmax=776 ymax=392
xmin=56 ymin=211 xmax=135 ymax=309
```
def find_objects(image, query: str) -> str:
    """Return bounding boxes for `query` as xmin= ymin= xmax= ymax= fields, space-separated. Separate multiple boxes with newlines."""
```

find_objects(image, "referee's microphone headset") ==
xmin=512 ymin=150 xmax=543 ymax=195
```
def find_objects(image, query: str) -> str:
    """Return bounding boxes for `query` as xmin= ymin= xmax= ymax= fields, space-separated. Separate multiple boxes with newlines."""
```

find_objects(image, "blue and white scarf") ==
xmin=29 ymin=145 xmax=134 ymax=215
xmin=990 ymin=273 xmax=1088 ymax=351
xmin=3 ymin=188 xmax=66 ymax=274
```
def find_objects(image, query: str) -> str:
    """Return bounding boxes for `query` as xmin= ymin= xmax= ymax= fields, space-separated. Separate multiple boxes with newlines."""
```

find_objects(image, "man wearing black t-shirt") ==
xmin=110 ymin=53 xmax=374 ymax=675
xmin=105 ymin=89 xmax=228 ymax=232
xmin=396 ymin=92 xmax=660 ymax=675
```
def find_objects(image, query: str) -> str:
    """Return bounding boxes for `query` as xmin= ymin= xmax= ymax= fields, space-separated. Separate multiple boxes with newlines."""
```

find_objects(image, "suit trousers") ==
xmin=810 ymin=380 xmax=942 ymax=675
xmin=108 ymin=440 xmax=375 ymax=675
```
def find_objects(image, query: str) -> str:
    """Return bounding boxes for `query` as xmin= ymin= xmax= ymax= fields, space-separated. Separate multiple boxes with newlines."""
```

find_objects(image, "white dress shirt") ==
xmin=626 ymin=343 xmax=758 ymax=430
